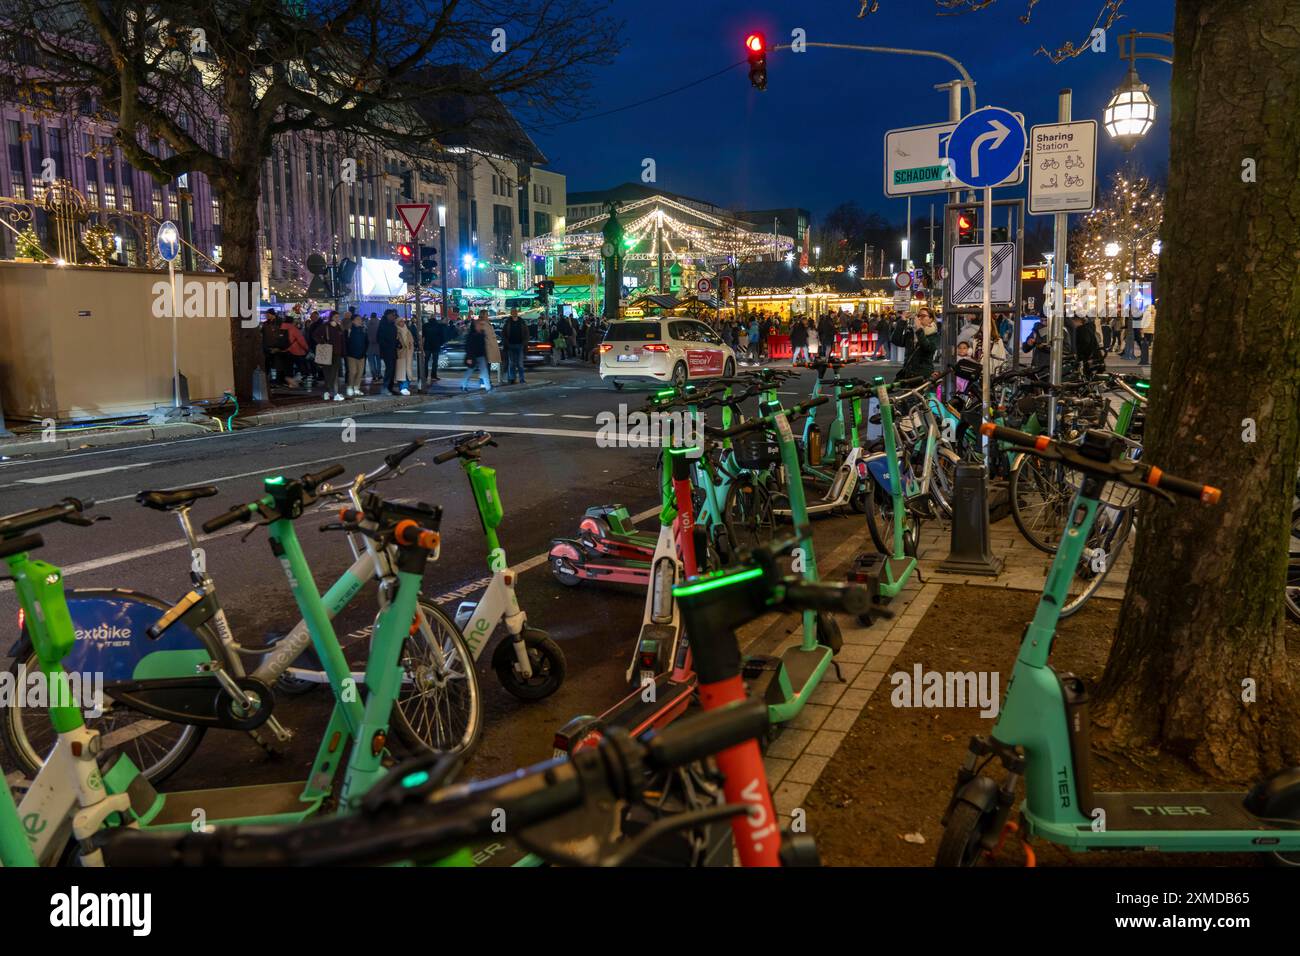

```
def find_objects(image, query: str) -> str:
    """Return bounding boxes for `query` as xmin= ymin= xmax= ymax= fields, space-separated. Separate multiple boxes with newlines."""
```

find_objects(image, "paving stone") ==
xmin=764 ymin=756 xmax=793 ymax=786
xmin=787 ymin=703 xmax=831 ymax=731
xmin=774 ymin=781 xmax=811 ymax=816
xmin=805 ymin=731 xmax=846 ymax=758
xmin=786 ymin=753 xmax=830 ymax=785
xmin=766 ymin=728 xmax=814 ymax=760
xmin=837 ymin=688 xmax=874 ymax=711
xmin=851 ymin=670 xmax=885 ymax=693
xmin=808 ymin=681 xmax=847 ymax=707
xmin=822 ymin=707 xmax=860 ymax=732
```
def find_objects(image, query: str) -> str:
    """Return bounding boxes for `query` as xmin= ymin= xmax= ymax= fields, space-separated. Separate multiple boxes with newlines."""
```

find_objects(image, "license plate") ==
xmin=617 ymin=354 xmax=639 ymax=363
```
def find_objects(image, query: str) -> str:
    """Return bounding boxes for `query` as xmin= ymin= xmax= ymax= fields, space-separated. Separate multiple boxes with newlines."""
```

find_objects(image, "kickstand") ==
xmin=988 ymin=820 xmax=1036 ymax=867
xmin=830 ymin=660 xmax=846 ymax=683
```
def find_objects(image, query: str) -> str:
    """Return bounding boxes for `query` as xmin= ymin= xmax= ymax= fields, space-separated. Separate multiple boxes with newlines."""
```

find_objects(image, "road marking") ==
xmin=17 ymin=463 xmax=150 ymax=485
xmin=523 ymin=413 xmax=553 ymax=417
xmin=297 ymin=421 xmax=660 ymax=446
xmin=488 ymin=412 xmax=513 ymax=416
xmin=561 ymin=414 xmax=592 ymax=420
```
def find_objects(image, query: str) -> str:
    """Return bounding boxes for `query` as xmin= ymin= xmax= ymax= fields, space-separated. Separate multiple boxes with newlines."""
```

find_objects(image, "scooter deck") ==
xmin=1025 ymin=791 xmax=1300 ymax=851
xmin=142 ymin=780 xmax=323 ymax=827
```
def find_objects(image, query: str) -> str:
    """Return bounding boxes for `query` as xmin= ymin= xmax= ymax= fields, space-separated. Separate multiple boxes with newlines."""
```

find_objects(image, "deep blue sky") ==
xmin=527 ymin=0 xmax=1173 ymax=226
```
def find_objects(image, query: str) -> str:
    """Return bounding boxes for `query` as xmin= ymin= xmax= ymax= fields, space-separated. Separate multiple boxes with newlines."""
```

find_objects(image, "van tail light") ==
xmin=642 ymin=344 xmax=670 ymax=352
xmin=597 ymin=343 xmax=613 ymax=353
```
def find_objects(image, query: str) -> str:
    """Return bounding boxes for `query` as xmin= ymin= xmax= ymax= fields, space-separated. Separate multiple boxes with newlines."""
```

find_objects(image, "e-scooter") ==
xmin=776 ymin=375 xmax=873 ymax=518
xmin=936 ymin=425 xmax=1300 ymax=866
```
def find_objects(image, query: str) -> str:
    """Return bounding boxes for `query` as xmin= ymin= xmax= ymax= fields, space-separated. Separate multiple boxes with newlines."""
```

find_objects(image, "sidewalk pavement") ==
xmin=759 ymin=512 xmax=1131 ymax=820
xmin=0 ymin=377 xmax=558 ymax=460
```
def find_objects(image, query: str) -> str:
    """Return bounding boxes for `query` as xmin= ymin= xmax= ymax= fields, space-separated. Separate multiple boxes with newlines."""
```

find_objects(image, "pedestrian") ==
xmin=480 ymin=309 xmax=503 ymax=382
xmin=311 ymin=310 xmax=346 ymax=401
xmin=366 ymin=312 xmax=382 ymax=382
xmin=1022 ymin=321 xmax=1052 ymax=370
xmin=344 ymin=311 xmax=368 ymax=396
xmin=807 ymin=322 xmax=820 ymax=359
xmin=503 ymin=307 xmax=529 ymax=384
xmin=462 ymin=312 xmax=493 ymax=392
xmin=737 ymin=321 xmax=749 ymax=359
xmin=897 ymin=309 xmax=939 ymax=381
xmin=1139 ymin=298 xmax=1156 ymax=365
xmin=790 ymin=318 xmax=809 ymax=365
xmin=890 ymin=311 xmax=910 ymax=364
xmin=261 ymin=310 xmax=288 ymax=386
xmin=394 ymin=316 xmax=415 ymax=394
xmin=378 ymin=309 xmax=400 ymax=395
xmin=283 ymin=315 xmax=310 ymax=387
xmin=423 ymin=312 xmax=446 ymax=382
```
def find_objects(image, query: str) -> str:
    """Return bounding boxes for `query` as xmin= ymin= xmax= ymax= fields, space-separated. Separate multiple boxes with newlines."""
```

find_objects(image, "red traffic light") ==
xmin=396 ymin=243 xmax=413 ymax=259
xmin=745 ymin=33 xmax=765 ymax=53
xmin=957 ymin=213 xmax=973 ymax=231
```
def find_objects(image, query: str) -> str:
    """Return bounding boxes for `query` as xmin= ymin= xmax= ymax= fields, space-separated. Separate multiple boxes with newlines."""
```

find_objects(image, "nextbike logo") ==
xmin=152 ymin=273 xmax=260 ymax=328
xmin=596 ymin=406 xmax=701 ymax=459
xmin=76 ymin=623 xmax=131 ymax=647
xmin=0 ymin=665 xmax=104 ymax=718
xmin=50 ymin=886 xmax=152 ymax=937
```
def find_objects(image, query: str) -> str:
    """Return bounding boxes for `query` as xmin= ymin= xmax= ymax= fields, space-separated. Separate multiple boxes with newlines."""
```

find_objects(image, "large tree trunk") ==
xmin=1094 ymin=0 xmax=1300 ymax=780
xmin=218 ymin=79 xmax=266 ymax=403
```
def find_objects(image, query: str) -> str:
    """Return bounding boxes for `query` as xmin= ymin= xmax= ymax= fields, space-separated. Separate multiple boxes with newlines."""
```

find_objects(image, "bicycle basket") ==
xmin=732 ymin=430 xmax=782 ymax=470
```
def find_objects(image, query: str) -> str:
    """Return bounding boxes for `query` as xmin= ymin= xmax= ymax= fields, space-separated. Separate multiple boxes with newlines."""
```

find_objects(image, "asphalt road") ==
xmin=0 ymin=358 xmax=897 ymax=788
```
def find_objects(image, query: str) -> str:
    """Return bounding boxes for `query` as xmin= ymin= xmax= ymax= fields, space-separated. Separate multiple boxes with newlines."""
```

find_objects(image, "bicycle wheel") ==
xmin=929 ymin=448 xmax=961 ymax=520
xmin=865 ymin=480 xmax=920 ymax=557
xmin=1059 ymin=505 xmax=1134 ymax=618
xmin=1009 ymin=454 xmax=1076 ymax=554
xmin=1 ymin=641 xmax=203 ymax=784
xmin=724 ymin=475 xmax=776 ymax=554
xmin=389 ymin=601 xmax=482 ymax=758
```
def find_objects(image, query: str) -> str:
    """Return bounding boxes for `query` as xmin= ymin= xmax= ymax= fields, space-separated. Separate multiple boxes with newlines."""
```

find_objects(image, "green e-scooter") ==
xmin=938 ymin=424 xmax=1300 ymax=865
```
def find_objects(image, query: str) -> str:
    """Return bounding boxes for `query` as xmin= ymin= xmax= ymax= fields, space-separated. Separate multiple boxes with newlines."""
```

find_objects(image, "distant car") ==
xmin=597 ymin=318 xmax=736 ymax=390
xmin=438 ymin=335 xmax=500 ymax=373
xmin=491 ymin=319 xmax=555 ymax=366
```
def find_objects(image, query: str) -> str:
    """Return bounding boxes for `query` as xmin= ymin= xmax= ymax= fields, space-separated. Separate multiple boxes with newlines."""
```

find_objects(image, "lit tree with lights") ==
xmin=1069 ymin=168 xmax=1163 ymax=289
xmin=863 ymin=0 xmax=1300 ymax=779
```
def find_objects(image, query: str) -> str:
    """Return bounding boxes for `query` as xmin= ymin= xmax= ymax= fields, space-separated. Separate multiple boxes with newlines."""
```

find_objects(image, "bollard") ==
xmin=938 ymin=463 xmax=1003 ymax=576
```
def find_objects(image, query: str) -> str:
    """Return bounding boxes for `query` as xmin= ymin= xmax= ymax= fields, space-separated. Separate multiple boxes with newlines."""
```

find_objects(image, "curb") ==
xmin=0 ymin=378 xmax=560 ymax=460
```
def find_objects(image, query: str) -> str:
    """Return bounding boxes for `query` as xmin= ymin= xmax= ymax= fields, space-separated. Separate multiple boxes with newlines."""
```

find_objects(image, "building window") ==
xmin=211 ymin=196 xmax=221 ymax=225
xmin=152 ymin=187 xmax=164 ymax=218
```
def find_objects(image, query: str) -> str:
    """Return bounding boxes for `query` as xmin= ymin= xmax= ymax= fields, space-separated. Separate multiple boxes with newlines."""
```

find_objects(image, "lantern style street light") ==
xmin=1103 ymin=30 xmax=1172 ymax=151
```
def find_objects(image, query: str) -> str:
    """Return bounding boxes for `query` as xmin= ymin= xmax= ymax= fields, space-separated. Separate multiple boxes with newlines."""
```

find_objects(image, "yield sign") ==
xmin=396 ymin=203 xmax=430 ymax=237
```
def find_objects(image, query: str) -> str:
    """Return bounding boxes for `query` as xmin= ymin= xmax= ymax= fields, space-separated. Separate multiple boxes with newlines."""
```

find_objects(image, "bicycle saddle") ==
xmin=136 ymin=485 xmax=220 ymax=512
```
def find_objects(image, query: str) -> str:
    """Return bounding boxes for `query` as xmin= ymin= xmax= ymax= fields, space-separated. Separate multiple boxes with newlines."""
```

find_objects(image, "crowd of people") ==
xmin=256 ymin=296 xmax=1155 ymax=403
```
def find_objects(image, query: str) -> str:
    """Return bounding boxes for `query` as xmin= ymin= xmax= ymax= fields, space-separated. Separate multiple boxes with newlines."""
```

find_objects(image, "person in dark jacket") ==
xmin=311 ymin=311 xmax=347 ymax=401
xmin=503 ymin=308 xmax=529 ymax=384
xmin=1022 ymin=321 xmax=1053 ymax=370
xmin=377 ymin=309 xmax=400 ymax=395
xmin=789 ymin=319 xmax=810 ymax=365
xmin=344 ymin=312 xmax=369 ymax=396
xmin=1069 ymin=315 xmax=1106 ymax=378
xmin=896 ymin=309 xmax=939 ymax=381
xmin=423 ymin=315 xmax=446 ymax=381
xmin=818 ymin=313 xmax=837 ymax=360
xmin=462 ymin=314 xmax=493 ymax=392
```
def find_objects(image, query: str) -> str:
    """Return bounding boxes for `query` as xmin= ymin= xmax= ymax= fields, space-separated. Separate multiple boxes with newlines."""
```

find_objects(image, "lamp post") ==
xmin=438 ymin=203 xmax=449 ymax=322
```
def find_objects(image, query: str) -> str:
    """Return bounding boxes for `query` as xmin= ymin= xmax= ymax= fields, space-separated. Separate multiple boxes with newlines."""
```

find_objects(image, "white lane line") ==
xmin=0 ymin=524 xmax=248 ymax=593
xmin=18 ymin=463 xmax=151 ymax=485
xmin=561 ymin=414 xmax=592 ymax=420
xmin=297 ymin=421 xmax=659 ymax=445
xmin=93 ymin=440 xmax=422 ymax=505
xmin=488 ymin=412 xmax=513 ymax=416
xmin=523 ymin=413 xmax=553 ymax=417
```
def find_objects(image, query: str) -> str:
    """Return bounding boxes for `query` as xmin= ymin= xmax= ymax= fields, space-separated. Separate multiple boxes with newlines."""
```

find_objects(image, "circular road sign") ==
xmin=156 ymin=220 xmax=181 ymax=263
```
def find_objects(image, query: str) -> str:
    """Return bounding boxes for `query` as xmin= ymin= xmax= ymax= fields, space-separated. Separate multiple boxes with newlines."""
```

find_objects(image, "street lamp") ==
xmin=1105 ymin=241 xmax=1121 ymax=258
xmin=437 ymin=203 xmax=448 ymax=322
xmin=1103 ymin=31 xmax=1171 ymax=151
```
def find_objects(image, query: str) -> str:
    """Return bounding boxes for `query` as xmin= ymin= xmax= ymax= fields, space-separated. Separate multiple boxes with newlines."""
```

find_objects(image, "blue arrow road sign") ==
xmin=156 ymin=220 xmax=181 ymax=262
xmin=946 ymin=107 xmax=1027 ymax=189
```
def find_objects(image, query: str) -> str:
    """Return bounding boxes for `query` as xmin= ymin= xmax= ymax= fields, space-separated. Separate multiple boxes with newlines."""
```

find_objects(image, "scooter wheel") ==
xmin=934 ymin=801 xmax=992 ymax=867
xmin=550 ymin=557 xmax=583 ymax=587
xmin=495 ymin=629 xmax=567 ymax=701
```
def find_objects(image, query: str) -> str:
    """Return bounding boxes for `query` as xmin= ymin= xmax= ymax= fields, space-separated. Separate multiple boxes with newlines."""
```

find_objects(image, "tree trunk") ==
xmin=218 ymin=79 xmax=266 ymax=403
xmin=1094 ymin=0 xmax=1300 ymax=780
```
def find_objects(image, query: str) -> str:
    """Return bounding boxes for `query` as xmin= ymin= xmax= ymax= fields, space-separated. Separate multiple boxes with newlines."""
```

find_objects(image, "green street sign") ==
xmin=893 ymin=165 xmax=952 ymax=187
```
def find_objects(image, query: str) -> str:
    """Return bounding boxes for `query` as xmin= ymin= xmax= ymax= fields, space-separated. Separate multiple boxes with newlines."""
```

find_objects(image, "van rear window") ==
xmin=602 ymin=322 xmax=662 ymax=342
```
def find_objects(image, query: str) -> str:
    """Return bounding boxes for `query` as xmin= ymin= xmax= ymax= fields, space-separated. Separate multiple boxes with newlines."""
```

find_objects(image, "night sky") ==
xmin=527 ymin=0 xmax=1173 ymax=225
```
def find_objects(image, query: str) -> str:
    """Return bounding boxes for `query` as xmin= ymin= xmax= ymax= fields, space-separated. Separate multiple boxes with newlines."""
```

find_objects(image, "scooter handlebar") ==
xmin=783 ymin=581 xmax=872 ymax=616
xmin=201 ymin=503 xmax=253 ymax=534
xmin=977 ymin=423 xmax=1221 ymax=505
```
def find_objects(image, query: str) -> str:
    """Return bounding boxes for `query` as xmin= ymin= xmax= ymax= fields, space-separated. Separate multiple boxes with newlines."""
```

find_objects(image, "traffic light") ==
xmin=745 ymin=33 xmax=767 ymax=91
xmin=956 ymin=209 xmax=977 ymax=245
xmin=419 ymin=245 xmax=437 ymax=284
xmin=535 ymin=279 xmax=553 ymax=304
xmin=397 ymin=243 xmax=417 ymax=284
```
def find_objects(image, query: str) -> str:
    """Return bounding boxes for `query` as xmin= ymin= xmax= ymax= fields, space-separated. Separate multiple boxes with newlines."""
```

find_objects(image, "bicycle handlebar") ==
xmin=301 ymin=464 xmax=345 ymax=491
xmin=978 ymin=423 xmax=1221 ymax=504
xmin=0 ymin=532 xmax=44 ymax=560
xmin=716 ymin=395 xmax=828 ymax=439
xmin=201 ymin=503 xmax=253 ymax=534
xmin=0 ymin=497 xmax=95 ymax=538
xmin=97 ymin=697 xmax=769 ymax=868
xmin=200 ymin=463 xmax=345 ymax=534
